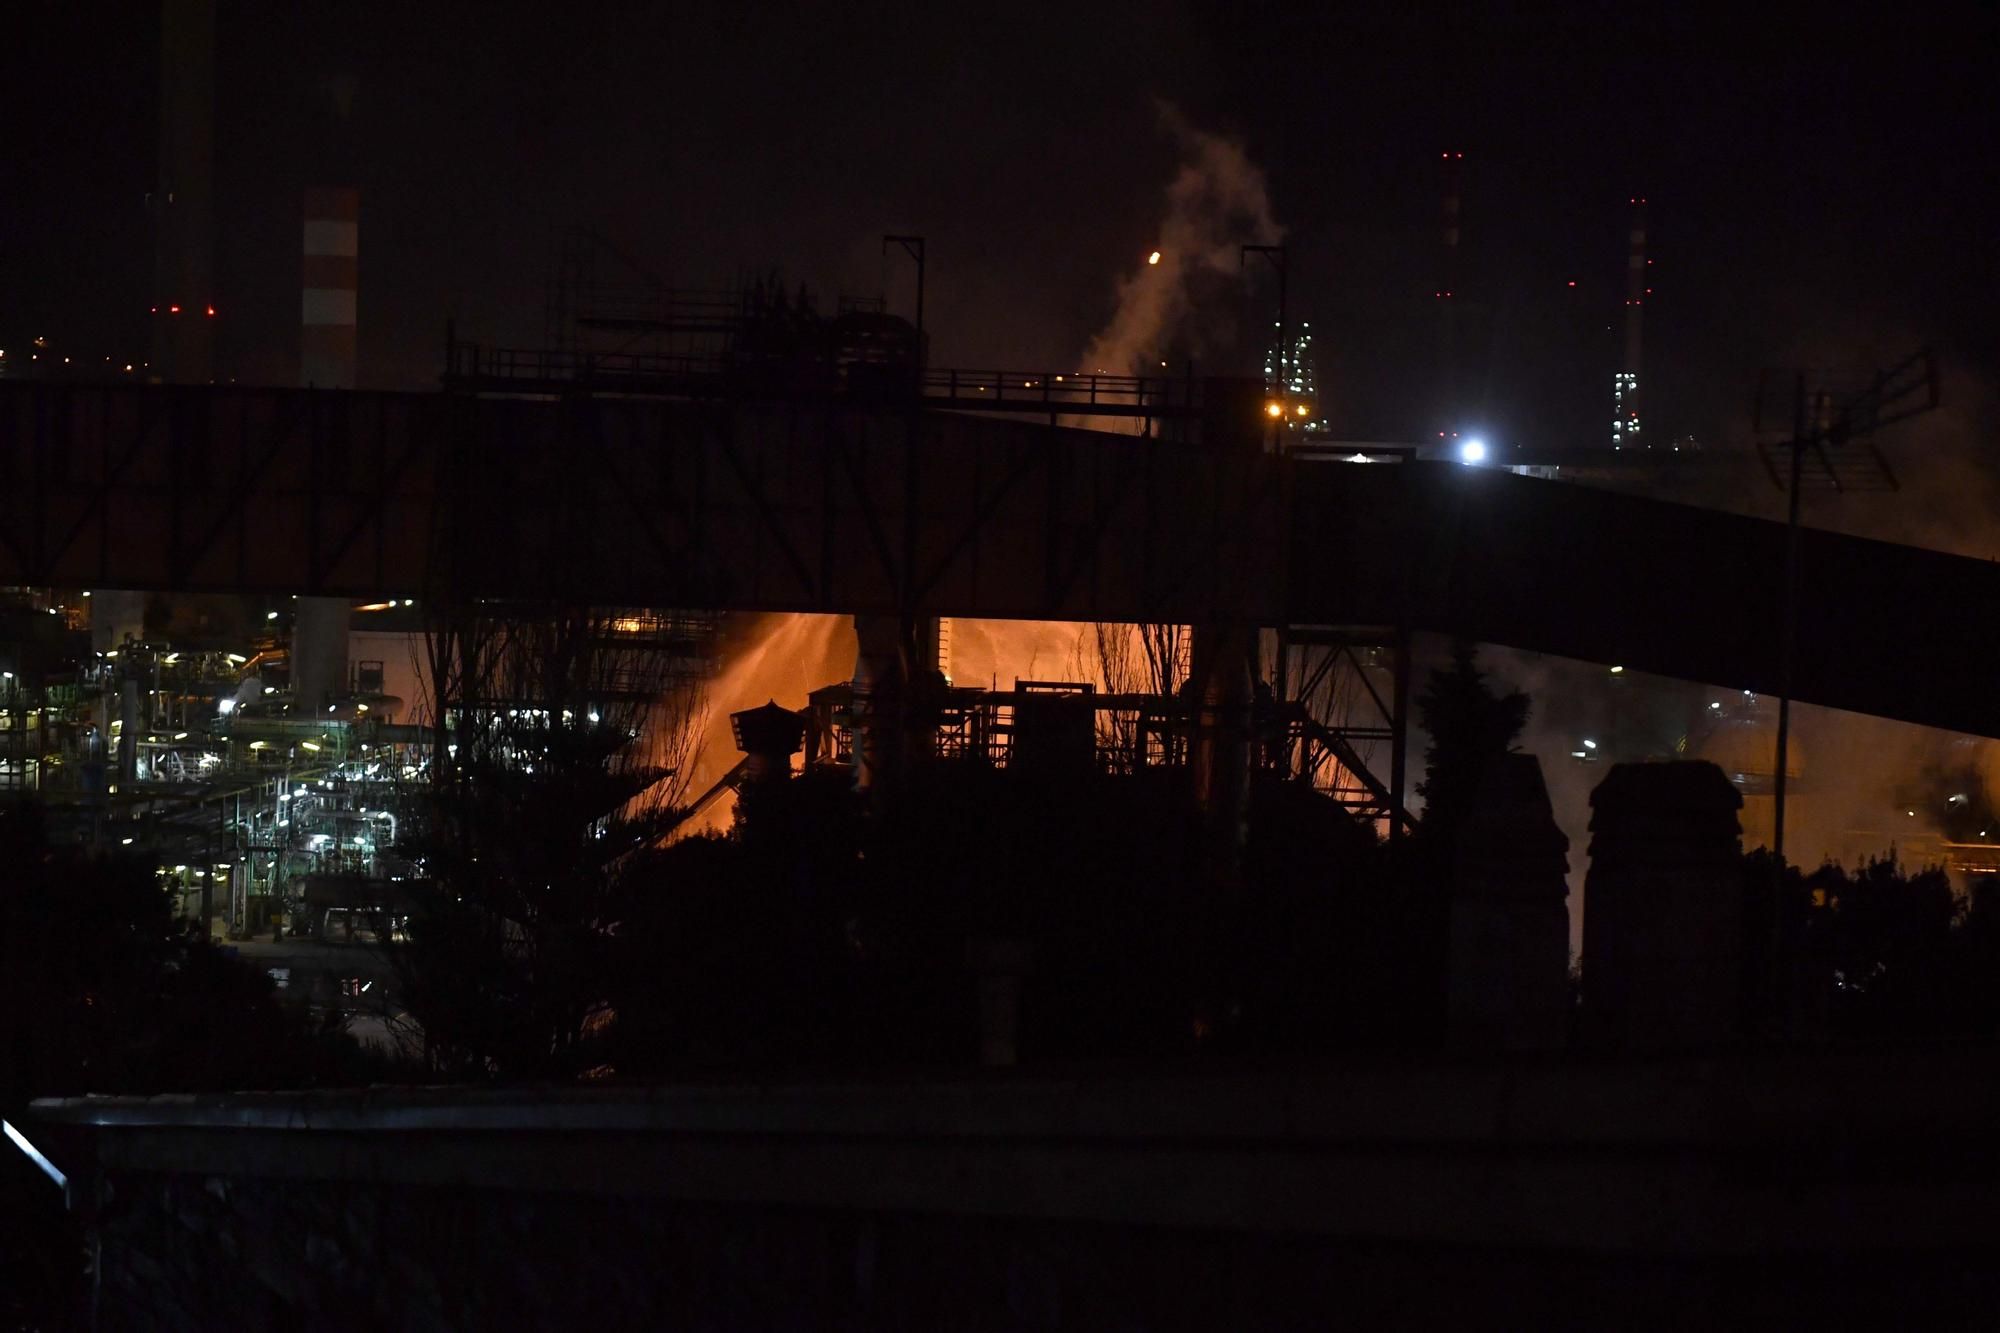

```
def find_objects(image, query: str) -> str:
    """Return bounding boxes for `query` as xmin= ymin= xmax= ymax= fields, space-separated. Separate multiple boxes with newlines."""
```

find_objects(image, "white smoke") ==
xmin=1079 ymin=103 xmax=1284 ymax=384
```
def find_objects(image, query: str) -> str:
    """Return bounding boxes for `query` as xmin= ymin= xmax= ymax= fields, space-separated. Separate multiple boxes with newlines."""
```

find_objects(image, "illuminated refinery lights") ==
xmin=1263 ymin=322 xmax=1318 ymax=426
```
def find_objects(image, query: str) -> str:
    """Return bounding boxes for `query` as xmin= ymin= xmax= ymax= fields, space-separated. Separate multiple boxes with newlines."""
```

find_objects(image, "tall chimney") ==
xmin=149 ymin=0 xmax=216 ymax=385
xmin=1613 ymin=197 xmax=1646 ymax=449
xmin=301 ymin=187 xmax=359 ymax=388
xmin=293 ymin=187 xmax=360 ymax=713
xmin=1435 ymin=150 xmax=1464 ymax=435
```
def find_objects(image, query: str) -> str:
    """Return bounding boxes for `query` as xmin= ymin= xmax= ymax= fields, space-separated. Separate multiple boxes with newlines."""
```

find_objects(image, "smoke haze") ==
xmin=1078 ymin=103 xmax=1284 ymax=384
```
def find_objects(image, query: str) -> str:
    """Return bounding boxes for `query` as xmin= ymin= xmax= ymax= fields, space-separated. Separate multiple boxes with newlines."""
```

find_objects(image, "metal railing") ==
xmin=446 ymin=343 xmax=1207 ymax=417
xmin=919 ymin=368 xmax=1199 ymax=416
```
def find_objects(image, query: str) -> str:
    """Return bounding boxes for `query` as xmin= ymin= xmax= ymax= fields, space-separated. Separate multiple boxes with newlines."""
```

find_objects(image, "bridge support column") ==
xmin=850 ymin=614 xmax=944 ymax=796
xmin=1190 ymin=621 xmax=1254 ymax=878
xmin=292 ymin=599 xmax=350 ymax=715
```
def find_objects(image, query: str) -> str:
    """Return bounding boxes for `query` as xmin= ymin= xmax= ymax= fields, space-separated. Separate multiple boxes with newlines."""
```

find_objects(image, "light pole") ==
xmin=882 ymin=235 xmax=926 ymax=364
xmin=1241 ymin=244 xmax=1287 ymax=447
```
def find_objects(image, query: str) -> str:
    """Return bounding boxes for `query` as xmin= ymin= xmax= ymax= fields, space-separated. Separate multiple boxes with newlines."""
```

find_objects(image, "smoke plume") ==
xmin=1079 ymin=103 xmax=1284 ymax=384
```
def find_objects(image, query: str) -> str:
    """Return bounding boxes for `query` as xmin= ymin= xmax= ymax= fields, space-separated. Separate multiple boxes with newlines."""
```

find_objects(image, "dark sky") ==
xmin=3 ymin=1 xmax=1994 ymax=450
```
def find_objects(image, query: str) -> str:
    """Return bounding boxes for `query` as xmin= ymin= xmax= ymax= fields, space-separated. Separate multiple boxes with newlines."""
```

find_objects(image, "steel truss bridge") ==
xmin=2 ymin=378 xmax=1996 ymax=741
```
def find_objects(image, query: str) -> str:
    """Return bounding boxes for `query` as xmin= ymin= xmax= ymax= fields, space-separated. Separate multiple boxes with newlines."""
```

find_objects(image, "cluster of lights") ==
xmin=1611 ymin=372 xmax=1640 ymax=449
xmin=1262 ymin=323 xmax=1319 ymax=429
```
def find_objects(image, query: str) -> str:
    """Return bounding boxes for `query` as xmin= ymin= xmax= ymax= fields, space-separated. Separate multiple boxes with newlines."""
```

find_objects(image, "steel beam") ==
xmin=5 ymin=380 xmax=2000 ymax=739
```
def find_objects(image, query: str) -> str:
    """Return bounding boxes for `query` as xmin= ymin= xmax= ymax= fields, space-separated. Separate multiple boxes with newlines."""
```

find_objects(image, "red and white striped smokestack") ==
xmin=301 ymin=187 xmax=358 ymax=389
xmin=295 ymin=187 xmax=360 ymax=715
xmin=1616 ymin=196 xmax=1647 ymax=448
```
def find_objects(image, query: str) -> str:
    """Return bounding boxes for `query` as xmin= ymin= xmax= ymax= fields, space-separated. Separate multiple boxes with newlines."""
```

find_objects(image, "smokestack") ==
xmin=302 ymin=187 xmax=359 ymax=387
xmin=100 ymin=0 xmax=216 ymax=693
xmin=1613 ymin=196 xmax=1646 ymax=449
xmin=1436 ymin=151 xmax=1464 ymax=433
xmin=149 ymin=0 xmax=216 ymax=385
xmin=294 ymin=187 xmax=360 ymax=712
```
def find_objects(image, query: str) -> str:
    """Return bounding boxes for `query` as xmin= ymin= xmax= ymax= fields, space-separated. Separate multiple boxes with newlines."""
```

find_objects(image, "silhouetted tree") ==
xmin=1742 ymin=848 xmax=2000 ymax=1039
xmin=390 ymin=601 xmax=706 ymax=1079
xmin=1413 ymin=642 xmax=1530 ymax=841
xmin=1 ymin=801 xmax=373 ymax=1327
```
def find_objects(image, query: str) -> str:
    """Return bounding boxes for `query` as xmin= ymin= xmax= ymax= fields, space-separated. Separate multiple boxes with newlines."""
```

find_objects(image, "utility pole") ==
xmin=882 ymin=235 xmax=925 ymax=363
xmin=1756 ymin=347 xmax=1936 ymax=1025
xmin=1772 ymin=371 xmax=1806 ymax=866
xmin=1241 ymin=244 xmax=1287 ymax=448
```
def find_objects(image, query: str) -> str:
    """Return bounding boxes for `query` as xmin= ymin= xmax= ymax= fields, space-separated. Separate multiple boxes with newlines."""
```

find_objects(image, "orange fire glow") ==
xmin=674 ymin=615 xmax=1147 ymax=837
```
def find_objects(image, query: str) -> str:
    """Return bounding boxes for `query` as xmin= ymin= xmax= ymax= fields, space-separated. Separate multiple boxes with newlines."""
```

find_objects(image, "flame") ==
xmin=677 ymin=616 xmax=1187 ymax=836
xmin=676 ymin=614 xmax=855 ymax=835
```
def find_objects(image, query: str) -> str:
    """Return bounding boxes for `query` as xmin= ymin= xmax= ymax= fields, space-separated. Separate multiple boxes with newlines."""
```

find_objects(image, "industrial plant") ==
xmin=4 ymin=4 xmax=1997 ymax=1327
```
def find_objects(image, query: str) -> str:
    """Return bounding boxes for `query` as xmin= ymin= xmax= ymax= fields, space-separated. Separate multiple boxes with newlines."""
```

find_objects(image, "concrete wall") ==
xmin=37 ymin=1051 xmax=2000 ymax=1329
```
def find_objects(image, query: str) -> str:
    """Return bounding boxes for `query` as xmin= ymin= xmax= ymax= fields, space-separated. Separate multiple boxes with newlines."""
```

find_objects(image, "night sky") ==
xmin=3 ymin=2 xmax=1994 ymax=453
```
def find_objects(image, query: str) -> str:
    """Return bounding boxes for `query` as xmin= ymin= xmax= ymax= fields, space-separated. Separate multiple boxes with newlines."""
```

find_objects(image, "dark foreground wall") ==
xmin=75 ymin=1183 xmax=2000 ymax=1331
xmin=35 ymin=1051 xmax=2000 ymax=1330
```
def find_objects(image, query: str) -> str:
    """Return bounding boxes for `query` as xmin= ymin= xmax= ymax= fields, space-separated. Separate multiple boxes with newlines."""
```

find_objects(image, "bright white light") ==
xmin=120 ymin=837 xmax=134 ymax=846
xmin=1459 ymin=438 xmax=1488 ymax=464
xmin=266 ymin=611 xmax=278 ymax=620
xmin=1609 ymin=665 xmax=1624 ymax=674
xmin=587 ymin=711 xmax=600 ymax=724
xmin=1147 ymin=251 xmax=1161 ymax=265
xmin=1582 ymin=739 xmax=1597 ymax=750
xmin=3 ymin=1119 xmax=67 ymax=1192
xmin=216 ymin=697 xmax=236 ymax=714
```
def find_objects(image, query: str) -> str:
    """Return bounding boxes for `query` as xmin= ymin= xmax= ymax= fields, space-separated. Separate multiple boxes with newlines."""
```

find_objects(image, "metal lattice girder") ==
xmin=6 ymin=379 xmax=2000 ymax=739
